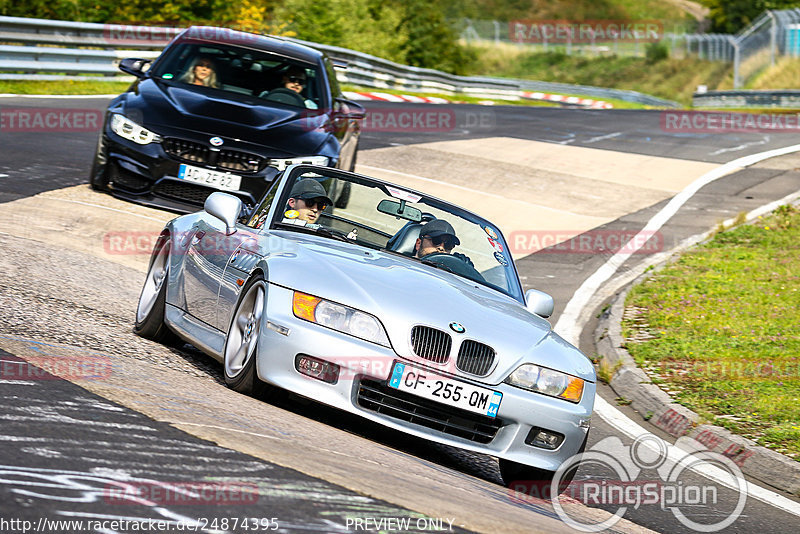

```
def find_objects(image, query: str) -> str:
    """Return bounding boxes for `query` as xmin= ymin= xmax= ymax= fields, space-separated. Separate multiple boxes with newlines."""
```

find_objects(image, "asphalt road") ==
xmin=1 ymin=96 xmax=799 ymax=533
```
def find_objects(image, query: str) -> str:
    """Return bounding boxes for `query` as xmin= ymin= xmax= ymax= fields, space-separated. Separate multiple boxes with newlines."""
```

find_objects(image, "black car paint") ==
xmin=90 ymin=27 xmax=364 ymax=214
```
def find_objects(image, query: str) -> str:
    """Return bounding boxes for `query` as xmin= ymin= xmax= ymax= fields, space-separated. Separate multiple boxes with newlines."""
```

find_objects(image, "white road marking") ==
xmin=555 ymin=142 xmax=800 ymax=516
xmin=585 ymin=132 xmax=623 ymax=143
xmin=357 ymin=164 xmax=601 ymax=218
xmin=0 ymin=174 xmax=8 ymax=178
xmin=709 ymin=136 xmax=770 ymax=156
xmin=0 ymin=380 xmax=37 ymax=386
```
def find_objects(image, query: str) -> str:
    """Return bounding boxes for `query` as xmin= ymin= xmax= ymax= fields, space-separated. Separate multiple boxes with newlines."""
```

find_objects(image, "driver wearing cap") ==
xmin=286 ymin=178 xmax=333 ymax=224
xmin=414 ymin=219 xmax=460 ymax=258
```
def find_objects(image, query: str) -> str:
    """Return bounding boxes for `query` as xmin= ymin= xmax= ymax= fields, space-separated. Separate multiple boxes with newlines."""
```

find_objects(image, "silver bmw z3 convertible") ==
xmin=134 ymin=164 xmax=595 ymax=486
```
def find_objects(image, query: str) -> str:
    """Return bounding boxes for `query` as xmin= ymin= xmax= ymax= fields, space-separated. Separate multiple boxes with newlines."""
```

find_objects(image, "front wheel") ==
xmin=223 ymin=275 xmax=268 ymax=395
xmin=89 ymin=135 xmax=110 ymax=191
xmin=134 ymin=235 xmax=178 ymax=343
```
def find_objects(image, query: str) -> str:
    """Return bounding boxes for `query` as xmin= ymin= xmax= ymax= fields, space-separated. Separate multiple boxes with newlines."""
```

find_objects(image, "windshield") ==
xmin=150 ymin=43 xmax=323 ymax=109
xmin=252 ymin=167 xmax=523 ymax=301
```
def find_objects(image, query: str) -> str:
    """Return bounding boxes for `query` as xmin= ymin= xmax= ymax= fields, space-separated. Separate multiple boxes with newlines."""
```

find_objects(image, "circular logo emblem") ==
xmin=284 ymin=210 xmax=299 ymax=219
xmin=209 ymin=136 xmax=224 ymax=147
xmin=449 ymin=322 xmax=465 ymax=334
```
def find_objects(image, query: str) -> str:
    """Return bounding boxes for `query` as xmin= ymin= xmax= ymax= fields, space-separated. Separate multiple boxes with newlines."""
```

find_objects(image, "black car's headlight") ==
xmin=268 ymin=156 xmax=329 ymax=171
xmin=504 ymin=364 xmax=585 ymax=403
xmin=292 ymin=291 xmax=390 ymax=347
xmin=110 ymin=114 xmax=162 ymax=145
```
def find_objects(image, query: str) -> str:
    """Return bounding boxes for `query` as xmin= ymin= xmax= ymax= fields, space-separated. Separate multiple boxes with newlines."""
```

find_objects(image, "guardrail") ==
xmin=0 ymin=15 xmax=680 ymax=108
xmin=693 ymin=90 xmax=800 ymax=108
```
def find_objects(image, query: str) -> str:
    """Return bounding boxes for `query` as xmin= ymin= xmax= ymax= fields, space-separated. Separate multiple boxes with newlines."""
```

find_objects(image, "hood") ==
xmin=123 ymin=79 xmax=330 ymax=155
xmin=260 ymin=231 xmax=594 ymax=382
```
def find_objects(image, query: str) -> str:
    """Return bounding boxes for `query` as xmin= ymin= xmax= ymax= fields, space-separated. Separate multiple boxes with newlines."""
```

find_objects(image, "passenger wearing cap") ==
xmin=286 ymin=178 xmax=332 ymax=224
xmin=414 ymin=219 xmax=459 ymax=258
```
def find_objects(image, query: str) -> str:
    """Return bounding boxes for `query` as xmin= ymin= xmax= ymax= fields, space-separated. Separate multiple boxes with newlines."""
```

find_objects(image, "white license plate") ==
xmin=178 ymin=164 xmax=241 ymax=191
xmin=388 ymin=361 xmax=502 ymax=418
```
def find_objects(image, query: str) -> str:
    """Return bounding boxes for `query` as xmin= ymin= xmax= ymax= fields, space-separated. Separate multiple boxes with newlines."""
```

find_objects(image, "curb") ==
xmin=520 ymin=91 xmax=613 ymax=109
xmin=594 ymin=202 xmax=800 ymax=497
xmin=342 ymin=90 xmax=615 ymax=108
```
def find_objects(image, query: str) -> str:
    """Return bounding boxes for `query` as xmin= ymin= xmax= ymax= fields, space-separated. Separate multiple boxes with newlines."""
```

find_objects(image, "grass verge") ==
xmin=0 ymin=79 xmax=133 ymax=95
xmin=623 ymin=204 xmax=800 ymax=459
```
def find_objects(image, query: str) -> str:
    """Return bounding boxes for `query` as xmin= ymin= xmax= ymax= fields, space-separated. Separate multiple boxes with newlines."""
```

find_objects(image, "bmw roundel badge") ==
xmin=209 ymin=136 xmax=224 ymax=146
xmin=449 ymin=322 xmax=465 ymax=334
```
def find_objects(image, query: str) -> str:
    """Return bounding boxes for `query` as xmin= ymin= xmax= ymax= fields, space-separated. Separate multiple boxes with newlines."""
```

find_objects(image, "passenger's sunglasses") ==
xmin=423 ymin=235 xmax=456 ymax=250
xmin=301 ymin=197 xmax=328 ymax=210
xmin=287 ymin=76 xmax=306 ymax=84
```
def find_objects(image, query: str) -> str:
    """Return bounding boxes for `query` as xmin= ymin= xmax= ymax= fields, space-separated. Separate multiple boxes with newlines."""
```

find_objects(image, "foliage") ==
xmin=703 ymin=0 xmax=800 ymax=33
xmin=645 ymin=42 xmax=669 ymax=64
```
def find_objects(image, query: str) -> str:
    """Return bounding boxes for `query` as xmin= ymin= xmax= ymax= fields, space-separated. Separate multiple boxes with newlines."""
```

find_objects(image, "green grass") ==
xmin=464 ymin=43 xmax=732 ymax=106
xmin=624 ymin=204 xmax=800 ymax=459
xmin=0 ymin=79 xmax=133 ymax=95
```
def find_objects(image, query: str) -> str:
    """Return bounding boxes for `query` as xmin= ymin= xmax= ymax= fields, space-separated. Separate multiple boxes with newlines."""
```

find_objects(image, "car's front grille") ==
xmin=152 ymin=180 xmax=215 ymax=205
xmin=456 ymin=340 xmax=496 ymax=376
xmin=109 ymin=164 xmax=149 ymax=192
xmin=163 ymin=138 xmax=210 ymax=165
xmin=217 ymin=150 xmax=266 ymax=173
xmin=356 ymin=378 xmax=502 ymax=444
xmin=411 ymin=326 xmax=451 ymax=364
xmin=163 ymin=138 xmax=266 ymax=173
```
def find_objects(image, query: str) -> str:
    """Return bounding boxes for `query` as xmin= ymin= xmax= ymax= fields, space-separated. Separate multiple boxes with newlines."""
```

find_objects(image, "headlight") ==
xmin=110 ymin=114 xmax=162 ymax=144
xmin=268 ymin=156 xmax=329 ymax=171
xmin=504 ymin=364 xmax=584 ymax=403
xmin=292 ymin=291 xmax=390 ymax=347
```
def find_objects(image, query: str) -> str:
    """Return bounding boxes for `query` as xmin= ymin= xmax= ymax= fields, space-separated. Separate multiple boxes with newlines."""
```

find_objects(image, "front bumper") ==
xmin=257 ymin=284 xmax=594 ymax=472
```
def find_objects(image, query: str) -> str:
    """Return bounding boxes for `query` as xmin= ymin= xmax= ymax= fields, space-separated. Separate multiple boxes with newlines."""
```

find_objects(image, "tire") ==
xmin=223 ymin=275 xmax=268 ymax=395
xmin=134 ymin=235 xmax=178 ymax=343
xmin=89 ymin=134 xmax=110 ymax=191
xmin=500 ymin=431 xmax=588 ymax=496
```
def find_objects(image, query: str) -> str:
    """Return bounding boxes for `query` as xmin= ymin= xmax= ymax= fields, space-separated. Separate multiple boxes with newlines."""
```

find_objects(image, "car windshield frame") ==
xmin=265 ymin=165 xmax=525 ymax=303
xmin=148 ymin=42 xmax=326 ymax=109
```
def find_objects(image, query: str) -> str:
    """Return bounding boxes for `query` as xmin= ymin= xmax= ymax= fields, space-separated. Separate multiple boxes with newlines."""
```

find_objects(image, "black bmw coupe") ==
xmin=89 ymin=26 xmax=365 ymax=213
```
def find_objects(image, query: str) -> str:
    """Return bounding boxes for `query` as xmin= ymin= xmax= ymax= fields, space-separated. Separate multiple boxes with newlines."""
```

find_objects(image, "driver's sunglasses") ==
xmin=301 ymin=197 xmax=328 ymax=210
xmin=287 ymin=76 xmax=306 ymax=84
xmin=424 ymin=235 xmax=456 ymax=251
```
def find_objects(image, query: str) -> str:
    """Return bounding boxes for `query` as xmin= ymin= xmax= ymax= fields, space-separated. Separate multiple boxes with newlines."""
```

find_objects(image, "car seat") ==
xmin=386 ymin=222 xmax=423 ymax=256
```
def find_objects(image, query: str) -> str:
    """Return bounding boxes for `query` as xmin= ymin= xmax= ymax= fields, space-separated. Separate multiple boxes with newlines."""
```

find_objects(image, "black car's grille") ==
xmin=411 ymin=326 xmax=451 ymax=364
xmin=163 ymin=138 xmax=210 ymax=165
xmin=357 ymin=378 xmax=502 ymax=444
xmin=163 ymin=138 xmax=266 ymax=173
xmin=217 ymin=150 xmax=266 ymax=173
xmin=153 ymin=180 xmax=216 ymax=205
xmin=109 ymin=164 xmax=149 ymax=192
xmin=456 ymin=340 xmax=496 ymax=376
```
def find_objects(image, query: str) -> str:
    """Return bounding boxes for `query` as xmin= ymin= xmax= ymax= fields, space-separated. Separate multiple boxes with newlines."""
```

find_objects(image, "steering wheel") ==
xmin=419 ymin=252 xmax=485 ymax=282
xmin=262 ymin=88 xmax=306 ymax=107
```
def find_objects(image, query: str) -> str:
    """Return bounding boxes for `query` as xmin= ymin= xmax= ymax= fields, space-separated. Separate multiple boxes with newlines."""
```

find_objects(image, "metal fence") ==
xmin=460 ymin=11 xmax=800 ymax=89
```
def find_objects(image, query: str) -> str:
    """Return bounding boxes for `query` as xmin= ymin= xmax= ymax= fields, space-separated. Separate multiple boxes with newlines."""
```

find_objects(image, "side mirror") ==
xmin=335 ymin=98 xmax=366 ymax=120
xmin=204 ymin=192 xmax=242 ymax=235
xmin=525 ymin=289 xmax=554 ymax=318
xmin=119 ymin=58 xmax=151 ymax=78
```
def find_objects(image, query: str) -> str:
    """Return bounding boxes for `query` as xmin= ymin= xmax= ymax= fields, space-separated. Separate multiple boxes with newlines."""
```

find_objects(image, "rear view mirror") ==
xmin=525 ymin=289 xmax=554 ymax=318
xmin=205 ymin=192 xmax=243 ymax=235
xmin=119 ymin=58 xmax=151 ymax=78
xmin=377 ymin=199 xmax=421 ymax=222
